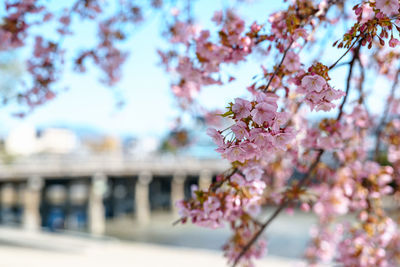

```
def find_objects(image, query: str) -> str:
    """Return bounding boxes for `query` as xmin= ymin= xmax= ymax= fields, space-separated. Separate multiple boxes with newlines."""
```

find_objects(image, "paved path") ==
xmin=0 ymin=227 xmax=304 ymax=267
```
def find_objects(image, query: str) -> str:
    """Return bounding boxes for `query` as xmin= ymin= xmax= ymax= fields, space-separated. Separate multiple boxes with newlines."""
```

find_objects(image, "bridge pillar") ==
xmin=199 ymin=170 xmax=212 ymax=191
xmin=23 ymin=176 xmax=43 ymax=231
xmin=89 ymin=173 xmax=107 ymax=235
xmin=171 ymin=172 xmax=186 ymax=215
xmin=135 ymin=172 xmax=152 ymax=225
xmin=1 ymin=183 xmax=17 ymax=208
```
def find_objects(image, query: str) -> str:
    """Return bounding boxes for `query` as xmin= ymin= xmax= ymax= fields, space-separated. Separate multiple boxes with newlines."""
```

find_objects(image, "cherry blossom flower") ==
xmin=376 ymin=0 xmax=399 ymax=17
xmin=283 ymin=51 xmax=300 ymax=72
xmin=242 ymin=165 xmax=264 ymax=181
xmin=231 ymin=121 xmax=249 ymax=140
xmin=4 ymin=1 xmax=400 ymax=266
xmin=232 ymin=98 xmax=252 ymax=119
xmin=301 ymin=75 xmax=326 ymax=93
xmin=206 ymin=128 xmax=225 ymax=147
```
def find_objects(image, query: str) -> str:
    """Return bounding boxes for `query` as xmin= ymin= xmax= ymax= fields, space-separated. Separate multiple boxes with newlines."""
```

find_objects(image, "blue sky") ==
xmin=0 ymin=0 xmax=391 ymax=139
xmin=0 ymin=0 xmax=289 ymax=138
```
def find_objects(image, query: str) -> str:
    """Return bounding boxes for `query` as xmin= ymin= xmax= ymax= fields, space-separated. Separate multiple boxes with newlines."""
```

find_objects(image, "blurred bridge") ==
xmin=0 ymin=155 xmax=228 ymax=235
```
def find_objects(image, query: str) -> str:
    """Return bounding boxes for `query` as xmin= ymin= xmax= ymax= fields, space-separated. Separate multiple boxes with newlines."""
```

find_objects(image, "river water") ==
xmin=105 ymin=209 xmax=318 ymax=259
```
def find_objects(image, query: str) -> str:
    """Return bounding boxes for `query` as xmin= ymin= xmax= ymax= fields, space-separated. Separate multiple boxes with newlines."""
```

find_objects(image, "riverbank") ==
xmin=0 ymin=226 xmax=303 ymax=267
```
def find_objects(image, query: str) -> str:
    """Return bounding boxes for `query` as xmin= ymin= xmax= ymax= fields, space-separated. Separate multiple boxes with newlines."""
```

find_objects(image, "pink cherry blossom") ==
xmin=376 ymin=0 xmax=399 ymax=17
xmin=206 ymin=128 xmax=225 ymax=147
xmin=5 ymin=1 xmax=400 ymax=266
xmin=359 ymin=3 xmax=375 ymax=24
xmin=301 ymin=75 xmax=326 ymax=93
xmin=389 ymin=37 xmax=400 ymax=47
xmin=251 ymin=102 xmax=276 ymax=125
xmin=283 ymin=51 xmax=300 ymax=72
xmin=231 ymin=121 xmax=249 ymax=140
xmin=272 ymin=112 xmax=290 ymax=131
xmin=242 ymin=165 xmax=264 ymax=180
xmin=232 ymin=98 xmax=252 ymax=119
xmin=225 ymin=145 xmax=247 ymax=163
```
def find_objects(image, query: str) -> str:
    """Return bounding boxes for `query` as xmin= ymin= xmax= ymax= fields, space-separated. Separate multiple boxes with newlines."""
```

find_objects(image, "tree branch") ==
xmin=337 ymin=40 xmax=362 ymax=121
xmin=232 ymin=149 xmax=323 ymax=267
xmin=328 ymin=35 xmax=361 ymax=70
xmin=264 ymin=40 xmax=294 ymax=92
xmin=374 ymin=68 xmax=400 ymax=160
xmin=232 ymin=38 xmax=363 ymax=266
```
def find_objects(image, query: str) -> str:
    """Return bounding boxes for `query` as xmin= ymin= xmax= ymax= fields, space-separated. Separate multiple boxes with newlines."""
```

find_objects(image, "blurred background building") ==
xmin=0 ymin=124 xmax=322 ymax=267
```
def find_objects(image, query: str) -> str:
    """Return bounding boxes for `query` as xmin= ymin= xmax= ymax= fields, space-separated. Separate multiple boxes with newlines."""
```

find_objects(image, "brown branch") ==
xmin=210 ymin=167 xmax=238 ymax=192
xmin=249 ymin=216 xmax=263 ymax=227
xmin=374 ymin=68 xmax=400 ymax=160
xmin=356 ymin=58 xmax=365 ymax=103
xmin=328 ymin=35 xmax=361 ymax=70
xmin=232 ymin=149 xmax=323 ymax=267
xmin=172 ymin=217 xmax=183 ymax=226
xmin=356 ymin=57 xmax=372 ymax=119
xmin=331 ymin=61 xmax=352 ymax=69
xmin=264 ymin=40 xmax=294 ymax=92
xmin=337 ymin=40 xmax=362 ymax=121
xmin=232 ymin=38 xmax=363 ymax=266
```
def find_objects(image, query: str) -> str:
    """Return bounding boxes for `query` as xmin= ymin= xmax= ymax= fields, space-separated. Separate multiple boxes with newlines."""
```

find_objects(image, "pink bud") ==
xmin=389 ymin=37 xmax=399 ymax=47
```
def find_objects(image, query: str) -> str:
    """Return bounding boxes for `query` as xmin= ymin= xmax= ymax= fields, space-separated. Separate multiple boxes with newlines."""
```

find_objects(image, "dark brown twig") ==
xmin=232 ymin=37 xmax=363 ymax=267
xmin=328 ymin=35 xmax=361 ymax=70
xmin=337 ymin=40 xmax=362 ymax=121
xmin=374 ymin=68 xmax=400 ymax=160
xmin=264 ymin=40 xmax=294 ymax=92
xmin=232 ymin=150 xmax=323 ymax=267
xmin=210 ymin=168 xmax=238 ymax=192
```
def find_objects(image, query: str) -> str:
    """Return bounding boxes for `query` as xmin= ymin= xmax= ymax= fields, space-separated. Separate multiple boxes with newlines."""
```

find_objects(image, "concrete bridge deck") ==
xmin=0 ymin=156 xmax=229 ymax=180
xmin=0 ymin=156 xmax=229 ymax=234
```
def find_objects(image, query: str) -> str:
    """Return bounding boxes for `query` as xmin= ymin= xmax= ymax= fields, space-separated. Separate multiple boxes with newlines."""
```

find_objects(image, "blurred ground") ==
xmin=0 ymin=209 xmax=322 ymax=267
xmin=0 ymin=226 xmax=304 ymax=267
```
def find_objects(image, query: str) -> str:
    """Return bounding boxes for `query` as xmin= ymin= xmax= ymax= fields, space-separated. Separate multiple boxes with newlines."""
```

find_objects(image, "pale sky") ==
xmin=0 ymin=0 xmax=390 ymax=139
xmin=0 ymin=1 xmax=288 ymax=138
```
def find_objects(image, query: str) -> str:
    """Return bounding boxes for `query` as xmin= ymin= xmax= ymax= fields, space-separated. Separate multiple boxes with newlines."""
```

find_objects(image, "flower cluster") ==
xmin=177 ymin=172 xmax=266 ymax=228
xmin=305 ymin=224 xmax=344 ymax=265
xmin=160 ymin=10 xmax=264 ymax=103
xmin=1 ymin=0 xmax=45 ymax=50
xmin=0 ymin=0 xmax=165 ymax=110
xmin=177 ymin=172 xmax=267 ymax=266
xmin=3 ymin=0 xmax=400 ymax=266
xmin=172 ymin=1 xmax=400 ymax=266
xmin=338 ymin=216 xmax=400 ymax=267
xmin=296 ymin=64 xmax=345 ymax=111
xmin=208 ymin=93 xmax=295 ymax=179
xmin=383 ymin=118 xmax=400 ymax=183
xmin=339 ymin=0 xmax=400 ymax=49
xmin=224 ymin=226 xmax=267 ymax=267
xmin=21 ymin=36 xmax=61 ymax=110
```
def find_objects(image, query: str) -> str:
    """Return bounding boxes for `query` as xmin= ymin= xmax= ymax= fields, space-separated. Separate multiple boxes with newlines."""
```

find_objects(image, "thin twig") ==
xmin=337 ymin=40 xmax=362 ymax=121
xmin=232 ymin=37 xmax=362 ymax=265
xmin=374 ymin=68 xmax=400 ymax=160
xmin=210 ymin=168 xmax=238 ymax=192
xmin=332 ymin=61 xmax=352 ymax=69
xmin=232 ymin=150 xmax=324 ymax=267
xmin=356 ymin=57 xmax=372 ymax=119
xmin=172 ymin=218 xmax=183 ymax=226
xmin=264 ymin=40 xmax=294 ymax=92
xmin=249 ymin=216 xmax=263 ymax=227
xmin=328 ymin=35 xmax=361 ymax=70
xmin=173 ymin=167 xmax=238 ymax=226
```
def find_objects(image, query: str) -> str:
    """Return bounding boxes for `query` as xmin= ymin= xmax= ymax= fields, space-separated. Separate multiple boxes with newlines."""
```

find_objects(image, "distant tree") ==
xmin=0 ymin=52 xmax=23 ymax=107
